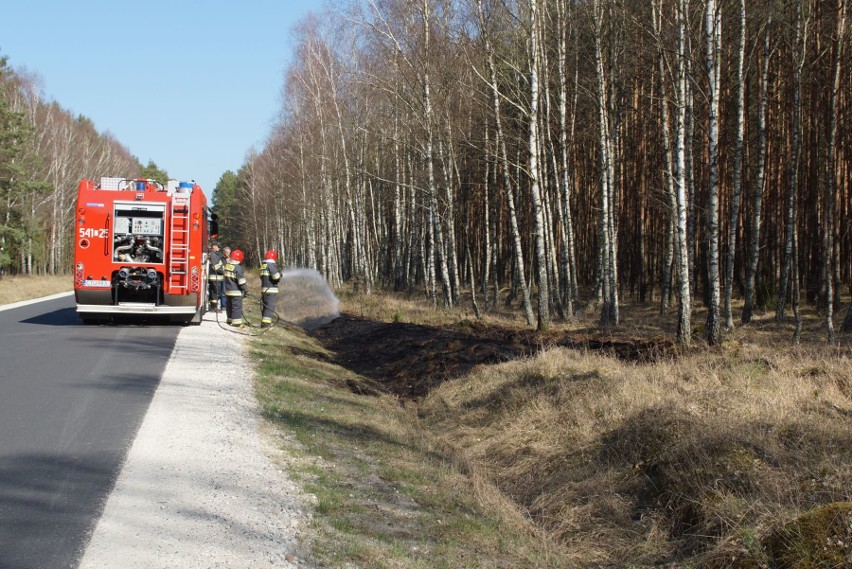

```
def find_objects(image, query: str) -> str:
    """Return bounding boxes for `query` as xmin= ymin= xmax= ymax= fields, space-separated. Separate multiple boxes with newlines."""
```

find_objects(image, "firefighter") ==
xmin=207 ymin=242 xmax=225 ymax=312
xmin=220 ymin=246 xmax=231 ymax=307
xmin=223 ymin=248 xmax=248 ymax=326
xmin=259 ymin=249 xmax=282 ymax=328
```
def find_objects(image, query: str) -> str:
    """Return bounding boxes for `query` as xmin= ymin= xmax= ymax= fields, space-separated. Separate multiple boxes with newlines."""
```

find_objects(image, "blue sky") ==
xmin=0 ymin=0 xmax=327 ymax=200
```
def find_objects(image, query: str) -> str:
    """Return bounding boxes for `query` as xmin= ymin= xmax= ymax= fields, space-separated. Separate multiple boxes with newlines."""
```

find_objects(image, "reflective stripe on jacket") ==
xmin=208 ymin=250 xmax=224 ymax=281
xmin=223 ymin=261 xmax=247 ymax=296
xmin=260 ymin=260 xmax=281 ymax=294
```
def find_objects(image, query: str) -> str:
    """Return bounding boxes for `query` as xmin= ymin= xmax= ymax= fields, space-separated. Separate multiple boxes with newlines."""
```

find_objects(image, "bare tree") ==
xmin=704 ymin=0 xmax=722 ymax=345
xmin=476 ymin=0 xmax=534 ymax=326
xmin=555 ymin=0 xmax=580 ymax=317
xmin=593 ymin=0 xmax=619 ymax=327
xmin=673 ymin=0 xmax=693 ymax=343
xmin=527 ymin=0 xmax=550 ymax=331
xmin=742 ymin=18 xmax=772 ymax=325
xmin=724 ymin=0 xmax=747 ymax=330
xmin=823 ymin=0 xmax=846 ymax=343
xmin=777 ymin=0 xmax=808 ymax=323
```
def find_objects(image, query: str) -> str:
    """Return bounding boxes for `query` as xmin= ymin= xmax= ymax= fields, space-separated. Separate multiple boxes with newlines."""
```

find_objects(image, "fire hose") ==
xmin=213 ymin=291 xmax=285 ymax=336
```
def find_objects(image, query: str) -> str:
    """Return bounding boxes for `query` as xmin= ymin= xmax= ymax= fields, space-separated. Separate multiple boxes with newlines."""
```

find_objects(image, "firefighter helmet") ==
xmin=264 ymin=249 xmax=278 ymax=261
xmin=231 ymin=249 xmax=245 ymax=263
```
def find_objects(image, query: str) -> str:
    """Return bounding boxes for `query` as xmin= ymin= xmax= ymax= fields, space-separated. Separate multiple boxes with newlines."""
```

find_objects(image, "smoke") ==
xmin=276 ymin=268 xmax=340 ymax=330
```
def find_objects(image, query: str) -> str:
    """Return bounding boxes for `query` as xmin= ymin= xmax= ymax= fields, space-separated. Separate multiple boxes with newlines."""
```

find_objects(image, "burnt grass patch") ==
xmin=298 ymin=309 xmax=852 ymax=567
xmin=308 ymin=313 xmax=680 ymax=400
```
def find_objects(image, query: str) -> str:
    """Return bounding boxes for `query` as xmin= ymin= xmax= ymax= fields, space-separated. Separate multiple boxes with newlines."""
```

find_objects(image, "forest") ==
xmin=211 ymin=0 xmax=851 ymax=345
xmin=0 ymin=55 xmax=151 ymax=278
xmin=1 ymin=0 xmax=850 ymax=345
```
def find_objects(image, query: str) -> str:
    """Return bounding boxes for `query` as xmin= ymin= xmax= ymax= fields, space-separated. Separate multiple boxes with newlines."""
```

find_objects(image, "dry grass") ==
xmin=335 ymin=289 xmax=852 ymax=568
xmin=250 ymin=322 xmax=563 ymax=568
xmin=0 ymin=274 xmax=71 ymax=305
xmin=421 ymin=345 xmax=851 ymax=566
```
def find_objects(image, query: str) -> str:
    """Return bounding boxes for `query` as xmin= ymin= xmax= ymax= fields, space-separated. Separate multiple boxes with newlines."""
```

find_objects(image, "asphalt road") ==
xmin=0 ymin=294 xmax=181 ymax=569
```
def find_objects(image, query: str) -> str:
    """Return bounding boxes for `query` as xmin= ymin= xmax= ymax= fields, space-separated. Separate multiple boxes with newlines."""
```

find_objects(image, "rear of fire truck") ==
xmin=73 ymin=177 xmax=210 ymax=324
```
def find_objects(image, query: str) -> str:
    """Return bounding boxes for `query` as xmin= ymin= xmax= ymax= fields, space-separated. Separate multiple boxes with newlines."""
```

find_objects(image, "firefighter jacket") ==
xmin=208 ymin=250 xmax=224 ymax=281
xmin=223 ymin=261 xmax=247 ymax=296
xmin=260 ymin=259 xmax=282 ymax=293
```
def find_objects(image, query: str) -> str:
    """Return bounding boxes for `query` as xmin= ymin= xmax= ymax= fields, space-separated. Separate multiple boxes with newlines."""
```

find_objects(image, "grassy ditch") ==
xmin=250 ymin=323 xmax=562 ymax=568
xmin=418 ymin=341 xmax=852 ymax=567
xmin=249 ymin=286 xmax=851 ymax=568
xmin=0 ymin=274 xmax=71 ymax=305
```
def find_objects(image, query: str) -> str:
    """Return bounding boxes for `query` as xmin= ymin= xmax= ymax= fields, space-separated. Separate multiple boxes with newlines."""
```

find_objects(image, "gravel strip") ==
xmin=79 ymin=311 xmax=311 ymax=568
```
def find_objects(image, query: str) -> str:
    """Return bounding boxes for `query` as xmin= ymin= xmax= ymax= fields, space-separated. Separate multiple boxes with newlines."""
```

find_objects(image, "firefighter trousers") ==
xmin=261 ymin=292 xmax=278 ymax=326
xmin=226 ymin=294 xmax=244 ymax=325
xmin=208 ymin=280 xmax=222 ymax=308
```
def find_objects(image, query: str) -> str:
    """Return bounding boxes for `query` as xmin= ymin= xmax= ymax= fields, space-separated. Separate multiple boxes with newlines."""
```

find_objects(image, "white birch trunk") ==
xmin=593 ymin=0 xmax=619 ymax=327
xmin=393 ymin=111 xmax=404 ymax=288
xmin=482 ymin=127 xmax=492 ymax=308
xmin=653 ymin=0 xmax=678 ymax=315
xmin=439 ymin=135 xmax=461 ymax=304
xmin=476 ymin=0 xmax=534 ymax=326
xmin=705 ymin=0 xmax=722 ymax=345
xmin=823 ymin=0 xmax=846 ymax=343
xmin=557 ymin=0 xmax=580 ymax=315
xmin=529 ymin=0 xmax=550 ymax=331
xmin=724 ymin=0 xmax=747 ymax=330
xmin=674 ymin=0 xmax=692 ymax=343
xmin=422 ymin=3 xmax=452 ymax=306
xmin=742 ymin=21 xmax=772 ymax=324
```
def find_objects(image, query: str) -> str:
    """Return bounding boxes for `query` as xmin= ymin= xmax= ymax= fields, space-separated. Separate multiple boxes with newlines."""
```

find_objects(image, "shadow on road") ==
xmin=18 ymin=307 xmax=80 ymax=326
xmin=20 ymin=307 xmax=191 ymax=328
xmin=0 ymin=452 xmax=116 ymax=569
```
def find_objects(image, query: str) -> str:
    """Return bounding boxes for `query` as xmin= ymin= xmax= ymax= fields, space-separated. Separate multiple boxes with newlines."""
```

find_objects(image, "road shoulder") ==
xmin=79 ymin=312 xmax=310 ymax=568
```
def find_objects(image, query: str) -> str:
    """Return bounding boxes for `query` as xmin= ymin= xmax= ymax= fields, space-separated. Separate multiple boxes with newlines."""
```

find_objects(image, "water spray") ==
xmin=214 ymin=268 xmax=340 ymax=335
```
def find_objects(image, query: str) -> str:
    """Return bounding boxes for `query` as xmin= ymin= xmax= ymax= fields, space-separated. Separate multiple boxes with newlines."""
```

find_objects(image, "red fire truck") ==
xmin=73 ymin=177 xmax=210 ymax=324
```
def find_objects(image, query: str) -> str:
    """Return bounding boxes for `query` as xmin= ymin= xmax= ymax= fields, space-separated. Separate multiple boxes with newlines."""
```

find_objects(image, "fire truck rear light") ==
xmin=147 ymin=269 xmax=158 ymax=280
xmin=76 ymin=263 xmax=84 ymax=271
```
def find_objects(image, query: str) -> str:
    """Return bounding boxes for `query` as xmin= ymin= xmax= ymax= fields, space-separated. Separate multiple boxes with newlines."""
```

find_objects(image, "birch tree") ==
xmin=724 ymin=0 xmax=747 ymax=330
xmin=673 ymin=0 xmax=693 ymax=343
xmin=776 ymin=0 xmax=807 ymax=322
xmin=555 ymin=0 xmax=580 ymax=316
xmin=528 ymin=0 xmax=550 ymax=331
xmin=823 ymin=0 xmax=846 ymax=343
xmin=705 ymin=0 xmax=722 ymax=345
xmin=742 ymin=18 xmax=772 ymax=325
xmin=652 ymin=0 xmax=678 ymax=317
xmin=593 ymin=0 xmax=619 ymax=327
xmin=476 ymin=0 xmax=534 ymax=326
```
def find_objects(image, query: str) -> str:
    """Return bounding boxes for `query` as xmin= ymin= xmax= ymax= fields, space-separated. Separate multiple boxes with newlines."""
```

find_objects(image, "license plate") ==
xmin=82 ymin=280 xmax=111 ymax=287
